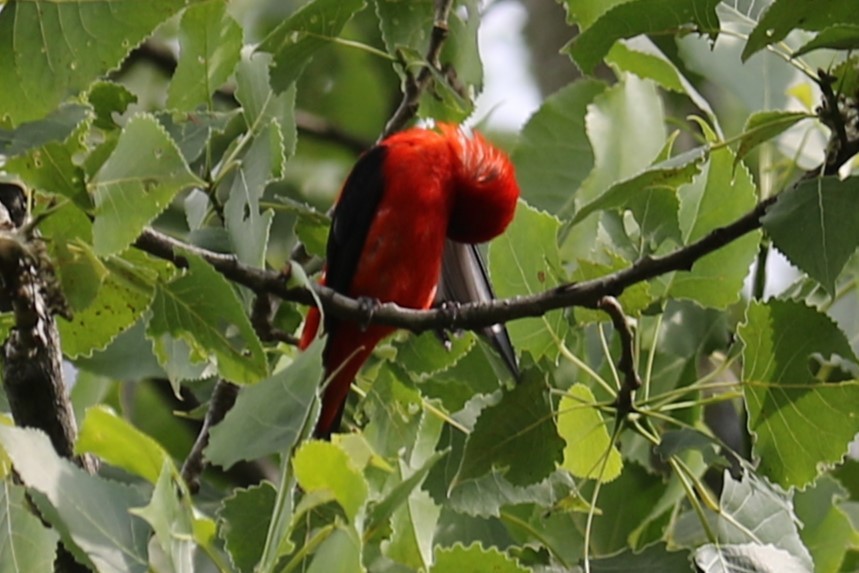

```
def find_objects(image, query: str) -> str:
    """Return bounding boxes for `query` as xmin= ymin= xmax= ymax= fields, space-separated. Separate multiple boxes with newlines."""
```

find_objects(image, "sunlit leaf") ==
xmin=740 ymin=299 xmax=859 ymax=489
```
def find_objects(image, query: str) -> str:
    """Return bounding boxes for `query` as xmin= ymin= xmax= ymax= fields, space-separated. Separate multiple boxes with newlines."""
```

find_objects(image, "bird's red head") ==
xmin=437 ymin=123 xmax=520 ymax=244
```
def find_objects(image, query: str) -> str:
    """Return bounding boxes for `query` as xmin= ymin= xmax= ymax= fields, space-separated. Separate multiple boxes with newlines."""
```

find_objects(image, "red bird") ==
xmin=300 ymin=123 xmax=520 ymax=437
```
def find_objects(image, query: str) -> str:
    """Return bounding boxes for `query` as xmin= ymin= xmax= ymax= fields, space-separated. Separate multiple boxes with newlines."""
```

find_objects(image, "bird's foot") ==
xmin=356 ymin=296 xmax=381 ymax=331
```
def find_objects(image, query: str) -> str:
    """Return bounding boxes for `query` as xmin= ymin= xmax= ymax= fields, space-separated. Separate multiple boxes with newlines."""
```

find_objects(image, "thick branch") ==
xmin=135 ymin=192 xmax=777 ymax=334
xmin=0 ymin=187 xmax=97 ymax=473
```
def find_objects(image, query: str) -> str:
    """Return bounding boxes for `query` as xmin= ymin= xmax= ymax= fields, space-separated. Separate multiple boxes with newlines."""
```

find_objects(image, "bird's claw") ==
xmin=356 ymin=296 xmax=381 ymax=331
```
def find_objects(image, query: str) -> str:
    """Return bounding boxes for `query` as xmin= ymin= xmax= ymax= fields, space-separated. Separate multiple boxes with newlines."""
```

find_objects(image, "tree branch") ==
xmin=381 ymin=0 xmax=456 ymax=138
xmin=0 ymin=185 xmax=97 ymax=474
xmin=134 ymin=190 xmax=777 ymax=335
xmin=597 ymin=297 xmax=640 ymax=417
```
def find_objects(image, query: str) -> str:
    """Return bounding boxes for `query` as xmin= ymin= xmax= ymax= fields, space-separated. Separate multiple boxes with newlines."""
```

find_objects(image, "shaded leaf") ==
xmin=511 ymin=79 xmax=605 ymax=216
xmin=489 ymin=201 xmax=568 ymax=362
xmin=453 ymin=367 xmax=563 ymax=487
xmin=0 ymin=481 xmax=58 ymax=573
xmin=131 ymin=462 xmax=194 ymax=573
xmin=744 ymin=0 xmax=859 ymax=61
xmin=0 ymin=105 xmax=89 ymax=154
xmin=147 ymin=254 xmax=267 ymax=385
xmin=374 ymin=0 xmax=434 ymax=55
xmin=218 ymin=482 xmax=277 ymax=573
xmin=167 ymin=1 xmax=242 ymax=111
xmin=794 ymin=25 xmax=859 ymax=57
xmin=566 ymin=0 xmax=720 ymax=75
xmin=258 ymin=0 xmax=366 ymax=93
xmin=590 ymin=542 xmax=691 ymax=572
xmin=0 ymin=427 xmax=150 ymax=573
xmin=763 ymin=176 xmax=859 ymax=294
xmin=205 ymin=339 xmax=323 ymax=468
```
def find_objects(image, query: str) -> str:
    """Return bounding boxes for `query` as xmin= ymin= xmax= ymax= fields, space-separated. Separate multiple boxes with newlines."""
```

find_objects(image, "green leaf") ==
xmin=565 ymin=74 xmax=667 ymax=261
xmin=91 ymin=114 xmax=204 ymax=257
xmin=88 ymin=81 xmax=138 ymax=130
xmin=167 ymin=1 xmax=242 ymax=111
xmin=558 ymin=384 xmax=622 ymax=483
xmin=0 ymin=105 xmax=89 ymax=156
xmin=0 ymin=1 xmax=197 ymax=126
xmin=223 ymin=122 xmax=282 ymax=267
xmin=590 ymin=543 xmax=690 ymax=572
xmin=572 ymin=254 xmax=651 ymax=324
xmin=669 ymin=140 xmax=759 ymax=308
xmin=293 ymin=440 xmax=369 ymax=521
xmin=147 ymin=253 xmax=267 ymax=385
xmin=794 ymin=24 xmax=859 ymax=57
xmin=566 ymin=0 xmax=720 ymax=75
xmin=557 ymin=0 xmax=634 ymax=29
xmin=714 ymin=472 xmax=812 ymax=569
xmin=306 ymin=526 xmax=364 ymax=573
xmin=0 ymin=426 xmax=150 ymax=573
xmin=76 ymin=405 xmax=170 ymax=484
xmin=734 ymin=111 xmax=811 ymax=167
xmin=40 ymin=205 xmax=105 ymax=311
xmin=571 ymin=148 xmax=706 ymax=244
xmin=235 ymin=52 xmax=297 ymax=147
xmin=257 ymin=0 xmax=366 ymax=93
xmin=0 ymin=481 xmax=59 ymax=573
xmin=431 ymin=542 xmax=530 ymax=573
xmin=763 ymin=176 xmax=859 ymax=294
xmin=59 ymin=249 xmax=172 ymax=358
xmin=365 ymin=450 xmax=446 ymax=543
xmin=131 ymin=462 xmax=194 ymax=573
xmin=218 ymin=482 xmax=277 ymax=573
xmin=205 ymin=339 xmax=323 ymax=468
xmin=489 ymin=201 xmax=568 ymax=362
xmin=382 ymin=412 xmax=444 ymax=570
xmin=374 ymin=0 xmax=434 ymax=55
xmin=739 ymin=299 xmax=859 ymax=489
xmin=453 ymin=367 xmax=563 ymax=487
xmin=582 ymin=462 xmax=666 ymax=554
xmin=744 ymin=0 xmax=859 ymax=61
xmin=606 ymin=37 xmax=718 ymax=124
xmin=5 ymin=140 xmax=90 ymax=209
xmin=794 ymin=475 xmax=859 ymax=572
xmin=395 ymin=331 xmax=476 ymax=379
xmin=511 ymin=79 xmax=605 ymax=216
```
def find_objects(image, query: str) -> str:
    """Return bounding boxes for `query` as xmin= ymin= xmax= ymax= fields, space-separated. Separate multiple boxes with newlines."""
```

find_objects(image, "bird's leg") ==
xmin=432 ymin=300 xmax=461 ymax=351
xmin=356 ymin=296 xmax=381 ymax=331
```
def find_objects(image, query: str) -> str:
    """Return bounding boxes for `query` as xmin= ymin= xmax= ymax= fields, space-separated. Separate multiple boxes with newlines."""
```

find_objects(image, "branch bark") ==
xmin=134 ymin=191 xmax=776 ymax=334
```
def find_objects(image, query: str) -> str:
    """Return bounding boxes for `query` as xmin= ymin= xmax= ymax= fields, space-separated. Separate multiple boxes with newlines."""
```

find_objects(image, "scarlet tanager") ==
xmin=300 ymin=123 xmax=521 ymax=437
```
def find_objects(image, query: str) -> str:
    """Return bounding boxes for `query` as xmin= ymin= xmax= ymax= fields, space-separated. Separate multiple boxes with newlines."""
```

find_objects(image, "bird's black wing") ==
xmin=324 ymin=145 xmax=388 ymax=330
xmin=438 ymin=241 xmax=520 ymax=381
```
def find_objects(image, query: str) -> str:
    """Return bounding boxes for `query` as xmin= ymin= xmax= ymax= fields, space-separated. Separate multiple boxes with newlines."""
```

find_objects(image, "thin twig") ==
xmin=381 ymin=0 xmax=456 ymax=138
xmin=180 ymin=379 xmax=240 ymax=493
xmin=597 ymin=297 xmax=640 ymax=417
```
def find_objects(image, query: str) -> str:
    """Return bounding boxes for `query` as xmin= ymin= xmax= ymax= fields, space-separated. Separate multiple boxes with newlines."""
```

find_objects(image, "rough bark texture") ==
xmin=0 ymin=185 xmax=95 ymax=572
